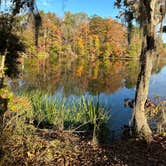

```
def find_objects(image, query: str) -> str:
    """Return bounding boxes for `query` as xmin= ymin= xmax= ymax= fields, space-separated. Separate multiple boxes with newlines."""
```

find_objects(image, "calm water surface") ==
xmin=10 ymin=57 xmax=166 ymax=134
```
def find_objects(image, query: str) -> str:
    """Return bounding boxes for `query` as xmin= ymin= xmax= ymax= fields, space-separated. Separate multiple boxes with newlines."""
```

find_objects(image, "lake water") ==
xmin=9 ymin=56 xmax=166 ymax=136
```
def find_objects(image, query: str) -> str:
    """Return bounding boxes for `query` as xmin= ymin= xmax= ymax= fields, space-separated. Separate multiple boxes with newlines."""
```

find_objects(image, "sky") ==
xmin=36 ymin=0 xmax=119 ymax=18
xmin=36 ymin=0 xmax=166 ymax=42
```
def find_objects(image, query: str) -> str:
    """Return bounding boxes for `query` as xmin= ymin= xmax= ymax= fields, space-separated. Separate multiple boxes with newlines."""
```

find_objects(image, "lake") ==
xmin=9 ymin=56 xmax=166 ymax=136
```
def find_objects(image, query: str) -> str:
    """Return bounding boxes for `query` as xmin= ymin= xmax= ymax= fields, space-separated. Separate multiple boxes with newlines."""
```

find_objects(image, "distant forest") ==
xmin=20 ymin=11 xmax=143 ymax=58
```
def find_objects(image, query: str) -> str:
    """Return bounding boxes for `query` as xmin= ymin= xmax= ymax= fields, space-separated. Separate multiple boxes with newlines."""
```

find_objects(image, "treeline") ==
xmin=22 ymin=11 xmax=140 ymax=58
xmin=8 ymin=10 xmax=166 ymax=59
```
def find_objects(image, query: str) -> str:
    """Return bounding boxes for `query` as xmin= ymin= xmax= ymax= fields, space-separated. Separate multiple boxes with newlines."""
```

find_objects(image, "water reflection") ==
xmin=11 ymin=58 xmax=139 ymax=94
xmin=9 ymin=57 xmax=166 ymax=133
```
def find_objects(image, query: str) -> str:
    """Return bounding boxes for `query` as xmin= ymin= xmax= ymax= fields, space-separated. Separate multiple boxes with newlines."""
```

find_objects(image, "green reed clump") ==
xmin=77 ymin=96 xmax=111 ymax=144
xmin=18 ymin=91 xmax=67 ymax=130
xmin=17 ymin=90 xmax=111 ymax=143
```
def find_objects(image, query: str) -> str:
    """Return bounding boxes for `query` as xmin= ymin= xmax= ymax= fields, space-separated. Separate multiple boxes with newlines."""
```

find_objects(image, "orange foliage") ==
xmin=106 ymin=18 xmax=127 ymax=56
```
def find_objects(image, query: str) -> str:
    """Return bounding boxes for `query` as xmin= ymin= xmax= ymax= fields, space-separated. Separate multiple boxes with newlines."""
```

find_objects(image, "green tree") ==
xmin=0 ymin=13 xmax=25 ymax=78
xmin=62 ymin=12 xmax=89 ymax=55
xmin=0 ymin=0 xmax=41 ymax=78
xmin=89 ymin=15 xmax=107 ymax=42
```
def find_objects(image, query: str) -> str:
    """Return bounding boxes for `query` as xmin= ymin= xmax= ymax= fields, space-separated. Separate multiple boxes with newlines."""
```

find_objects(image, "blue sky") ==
xmin=36 ymin=0 xmax=118 ymax=18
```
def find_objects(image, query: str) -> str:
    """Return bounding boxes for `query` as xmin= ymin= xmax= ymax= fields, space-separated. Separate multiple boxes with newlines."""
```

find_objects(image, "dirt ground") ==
xmin=0 ymin=127 xmax=165 ymax=166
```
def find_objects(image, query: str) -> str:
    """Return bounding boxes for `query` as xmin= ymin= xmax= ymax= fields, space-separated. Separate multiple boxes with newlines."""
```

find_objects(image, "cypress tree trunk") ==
xmin=133 ymin=0 xmax=158 ymax=142
xmin=133 ymin=49 xmax=154 ymax=142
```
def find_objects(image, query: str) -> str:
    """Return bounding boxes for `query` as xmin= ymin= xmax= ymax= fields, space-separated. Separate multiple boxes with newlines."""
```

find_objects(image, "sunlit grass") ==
xmin=17 ymin=90 xmax=111 ymax=143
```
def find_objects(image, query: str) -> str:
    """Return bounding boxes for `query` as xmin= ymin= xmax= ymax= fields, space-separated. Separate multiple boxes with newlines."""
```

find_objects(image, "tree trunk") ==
xmin=133 ymin=49 xmax=154 ymax=142
xmin=130 ymin=0 xmax=160 ymax=142
xmin=0 ymin=54 xmax=6 ymax=88
xmin=132 ymin=31 xmax=156 ymax=141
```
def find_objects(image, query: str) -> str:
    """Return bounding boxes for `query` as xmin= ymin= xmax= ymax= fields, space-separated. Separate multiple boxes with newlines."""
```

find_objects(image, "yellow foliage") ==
xmin=8 ymin=96 xmax=32 ymax=112
xmin=0 ymin=87 xmax=13 ymax=99
xmin=76 ymin=65 xmax=84 ymax=77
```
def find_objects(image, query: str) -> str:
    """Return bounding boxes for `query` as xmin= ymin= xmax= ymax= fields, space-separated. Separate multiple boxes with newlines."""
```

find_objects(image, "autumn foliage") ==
xmin=21 ymin=11 xmax=128 ymax=58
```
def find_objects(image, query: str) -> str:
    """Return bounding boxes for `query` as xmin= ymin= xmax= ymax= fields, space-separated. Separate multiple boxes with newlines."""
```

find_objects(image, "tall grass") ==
xmin=18 ymin=90 xmax=111 ymax=144
xmin=76 ymin=96 xmax=110 ymax=144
